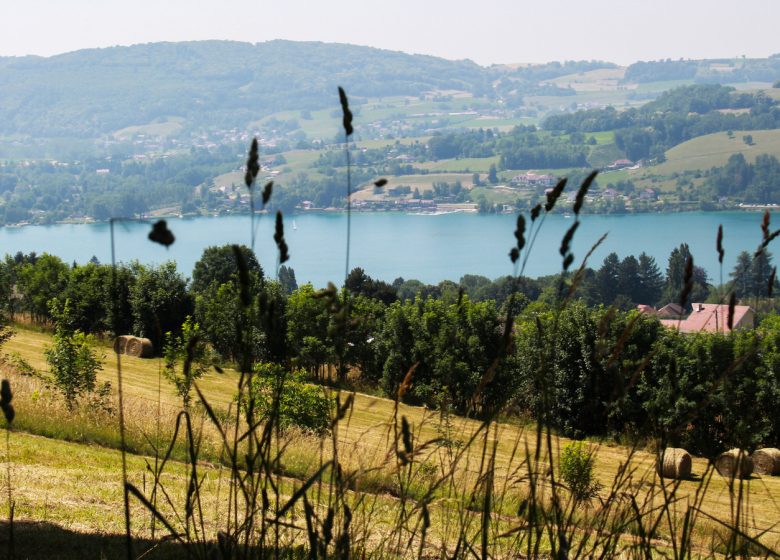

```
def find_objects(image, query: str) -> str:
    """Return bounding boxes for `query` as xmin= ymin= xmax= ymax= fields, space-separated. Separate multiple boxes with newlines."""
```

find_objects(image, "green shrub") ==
xmin=44 ymin=299 xmax=103 ymax=409
xmin=559 ymin=441 xmax=601 ymax=502
xmin=249 ymin=364 xmax=331 ymax=435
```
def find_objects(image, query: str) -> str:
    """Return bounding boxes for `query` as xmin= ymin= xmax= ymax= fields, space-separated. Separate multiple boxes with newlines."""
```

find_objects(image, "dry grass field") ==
xmin=1 ymin=325 xmax=779 ymax=557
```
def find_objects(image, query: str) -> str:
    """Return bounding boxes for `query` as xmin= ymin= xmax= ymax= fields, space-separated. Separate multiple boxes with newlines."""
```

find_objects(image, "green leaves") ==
xmin=44 ymin=301 xmax=104 ymax=409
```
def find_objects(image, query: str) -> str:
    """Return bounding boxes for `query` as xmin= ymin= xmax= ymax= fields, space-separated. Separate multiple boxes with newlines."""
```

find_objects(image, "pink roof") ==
xmin=660 ymin=303 xmax=754 ymax=334
xmin=637 ymin=304 xmax=656 ymax=314
xmin=657 ymin=303 xmax=685 ymax=318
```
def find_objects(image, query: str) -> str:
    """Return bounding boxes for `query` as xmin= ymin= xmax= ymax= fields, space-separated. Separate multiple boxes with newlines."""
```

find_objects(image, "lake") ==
xmin=0 ymin=211 xmax=774 ymax=287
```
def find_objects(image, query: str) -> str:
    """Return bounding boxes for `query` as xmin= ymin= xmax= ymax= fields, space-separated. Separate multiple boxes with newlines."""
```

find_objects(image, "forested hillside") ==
xmin=0 ymin=40 xmax=493 ymax=137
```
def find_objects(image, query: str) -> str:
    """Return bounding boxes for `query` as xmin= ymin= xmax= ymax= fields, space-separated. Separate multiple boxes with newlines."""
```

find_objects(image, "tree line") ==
xmin=2 ymin=242 xmax=780 ymax=455
xmin=544 ymin=85 xmax=780 ymax=161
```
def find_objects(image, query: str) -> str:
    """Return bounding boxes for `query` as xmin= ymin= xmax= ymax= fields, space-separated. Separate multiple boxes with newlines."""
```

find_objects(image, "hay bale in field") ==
xmin=657 ymin=448 xmax=692 ymax=479
xmin=124 ymin=336 xmax=154 ymax=358
xmin=752 ymin=448 xmax=780 ymax=476
xmin=113 ymin=335 xmax=131 ymax=355
xmin=715 ymin=448 xmax=754 ymax=479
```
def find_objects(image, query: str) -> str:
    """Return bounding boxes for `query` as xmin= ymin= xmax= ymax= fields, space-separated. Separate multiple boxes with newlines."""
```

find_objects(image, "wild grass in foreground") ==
xmin=1 ymin=86 xmax=779 ymax=559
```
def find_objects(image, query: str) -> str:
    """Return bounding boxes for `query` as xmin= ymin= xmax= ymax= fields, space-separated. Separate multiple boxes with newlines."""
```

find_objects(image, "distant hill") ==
xmin=624 ymin=57 xmax=780 ymax=84
xmin=0 ymin=40 xmax=493 ymax=137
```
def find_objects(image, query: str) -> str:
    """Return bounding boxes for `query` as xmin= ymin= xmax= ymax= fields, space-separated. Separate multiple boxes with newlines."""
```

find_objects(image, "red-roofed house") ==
xmin=659 ymin=303 xmax=755 ymax=334
xmin=657 ymin=303 xmax=685 ymax=319
xmin=636 ymin=304 xmax=656 ymax=315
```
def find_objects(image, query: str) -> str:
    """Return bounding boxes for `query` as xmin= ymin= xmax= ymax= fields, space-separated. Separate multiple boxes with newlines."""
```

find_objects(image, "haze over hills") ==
xmin=4 ymin=40 xmax=780 ymax=224
xmin=0 ymin=40 xmax=492 ymax=137
xmin=2 ymin=40 xmax=780 ymax=141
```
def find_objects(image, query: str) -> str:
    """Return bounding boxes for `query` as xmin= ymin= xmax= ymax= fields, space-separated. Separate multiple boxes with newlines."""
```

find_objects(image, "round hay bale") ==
xmin=125 ymin=336 xmax=154 ymax=358
xmin=113 ymin=335 xmax=131 ymax=355
xmin=752 ymin=448 xmax=780 ymax=476
xmin=715 ymin=448 xmax=754 ymax=479
xmin=657 ymin=448 xmax=692 ymax=479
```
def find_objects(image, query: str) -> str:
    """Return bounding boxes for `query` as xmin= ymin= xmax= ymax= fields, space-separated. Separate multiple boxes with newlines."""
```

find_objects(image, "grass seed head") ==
xmin=245 ymin=138 xmax=260 ymax=188
xmin=148 ymin=220 xmax=175 ymax=247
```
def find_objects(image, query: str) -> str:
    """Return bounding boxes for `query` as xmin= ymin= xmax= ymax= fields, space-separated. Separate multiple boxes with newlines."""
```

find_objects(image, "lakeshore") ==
xmin=0 ymin=211 xmax=773 ymax=287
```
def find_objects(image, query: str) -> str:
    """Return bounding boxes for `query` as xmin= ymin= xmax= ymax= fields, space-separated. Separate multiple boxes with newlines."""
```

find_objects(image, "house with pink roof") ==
xmin=656 ymin=303 xmax=685 ymax=319
xmin=659 ymin=303 xmax=755 ymax=334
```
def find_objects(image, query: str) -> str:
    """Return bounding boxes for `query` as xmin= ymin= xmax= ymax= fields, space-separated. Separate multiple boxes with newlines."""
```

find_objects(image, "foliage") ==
xmin=163 ymin=316 xmax=209 ymax=408
xmin=190 ymin=244 xmax=263 ymax=295
xmin=17 ymin=253 xmax=70 ymax=322
xmin=248 ymin=363 xmax=331 ymax=435
xmin=0 ymin=41 xmax=491 ymax=138
xmin=661 ymin=243 xmax=710 ymax=310
xmin=43 ymin=299 xmax=104 ymax=408
xmin=129 ymin=261 xmax=192 ymax=351
xmin=544 ymin=85 xmax=780 ymax=163
xmin=377 ymin=295 xmax=505 ymax=414
xmin=638 ymin=327 xmax=778 ymax=456
xmin=559 ymin=441 xmax=601 ymax=502
xmin=345 ymin=267 xmax=397 ymax=304
xmin=707 ymin=153 xmax=780 ymax=203
xmin=514 ymin=301 xmax=662 ymax=438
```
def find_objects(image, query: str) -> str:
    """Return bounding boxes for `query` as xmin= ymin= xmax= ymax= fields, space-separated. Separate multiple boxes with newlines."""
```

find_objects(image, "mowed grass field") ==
xmin=653 ymin=129 xmax=780 ymax=175
xmin=112 ymin=118 xmax=185 ymax=140
xmin=2 ymin=325 xmax=779 ymax=553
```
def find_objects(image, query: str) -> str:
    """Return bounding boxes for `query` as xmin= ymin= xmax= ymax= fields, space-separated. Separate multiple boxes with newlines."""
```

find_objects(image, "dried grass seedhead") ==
xmin=148 ymin=220 xmax=175 ymax=247
xmin=274 ymin=211 xmax=290 ymax=264
xmin=545 ymin=178 xmax=567 ymax=212
xmin=338 ymin=86 xmax=354 ymax=137
xmin=560 ymin=221 xmax=579 ymax=258
xmin=679 ymin=255 xmax=694 ymax=308
xmin=262 ymin=181 xmax=273 ymax=206
xmin=510 ymin=214 xmax=526 ymax=263
xmin=0 ymin=379 xmax=13 ymax=423
xmin=397 ymin=363 xmax=418 ymax=400
xmin=574 ymin=170 xmax=597 ymax=215
xmin=245 ymin=138 xmax=260 ymax=188
xmin=728 ymin=292 xmax=736 ymax=331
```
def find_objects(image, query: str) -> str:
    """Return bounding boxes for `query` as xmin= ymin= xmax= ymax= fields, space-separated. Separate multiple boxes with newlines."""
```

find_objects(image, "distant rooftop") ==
xmin=659 ymin=303 xmax=754 ymax=334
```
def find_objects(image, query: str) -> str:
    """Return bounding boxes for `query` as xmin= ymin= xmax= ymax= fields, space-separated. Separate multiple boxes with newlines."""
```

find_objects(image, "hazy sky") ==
xmin=2 ymin=0 xmax=778 ymax=65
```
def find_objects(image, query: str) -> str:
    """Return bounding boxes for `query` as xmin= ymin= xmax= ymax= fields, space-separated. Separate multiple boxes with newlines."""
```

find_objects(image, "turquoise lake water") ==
xmin=0 ymin=212 xmax=774 ymax=287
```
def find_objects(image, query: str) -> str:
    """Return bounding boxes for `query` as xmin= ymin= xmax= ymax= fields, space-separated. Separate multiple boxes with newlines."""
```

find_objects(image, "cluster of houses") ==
xmin=637 ymin=303 xmax=755 ymax=333
xmin=508 ymin=162 xmax=658 ymax=205
xmin=350 ymin=199 xmax=438 ymax=212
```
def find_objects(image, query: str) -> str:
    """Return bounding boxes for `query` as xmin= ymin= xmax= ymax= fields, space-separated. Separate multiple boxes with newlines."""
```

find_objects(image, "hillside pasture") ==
xmin=417 ymin=156 xmax=499 ymax=173
xmin=653 ymin=129 xmax=780 ymax=175
xmin=545 ymin=67 xmax=627 ymax=92
xmin=112 ymin=117 xmax=185 ymax=140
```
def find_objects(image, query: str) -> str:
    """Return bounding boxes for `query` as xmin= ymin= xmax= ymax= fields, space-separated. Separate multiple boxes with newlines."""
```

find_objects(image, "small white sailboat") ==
xmin=292 ymin=219 xmax=298 ymax=230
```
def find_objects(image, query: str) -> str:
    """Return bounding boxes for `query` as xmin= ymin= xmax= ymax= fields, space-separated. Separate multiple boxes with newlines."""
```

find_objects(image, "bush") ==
xmin=44 ymin=299 xmax=104 ymax=409
xmin=249 ymin=364 xmax=331 ymax=435
xmin=559 ymin=441 xmax=601 ymax=502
